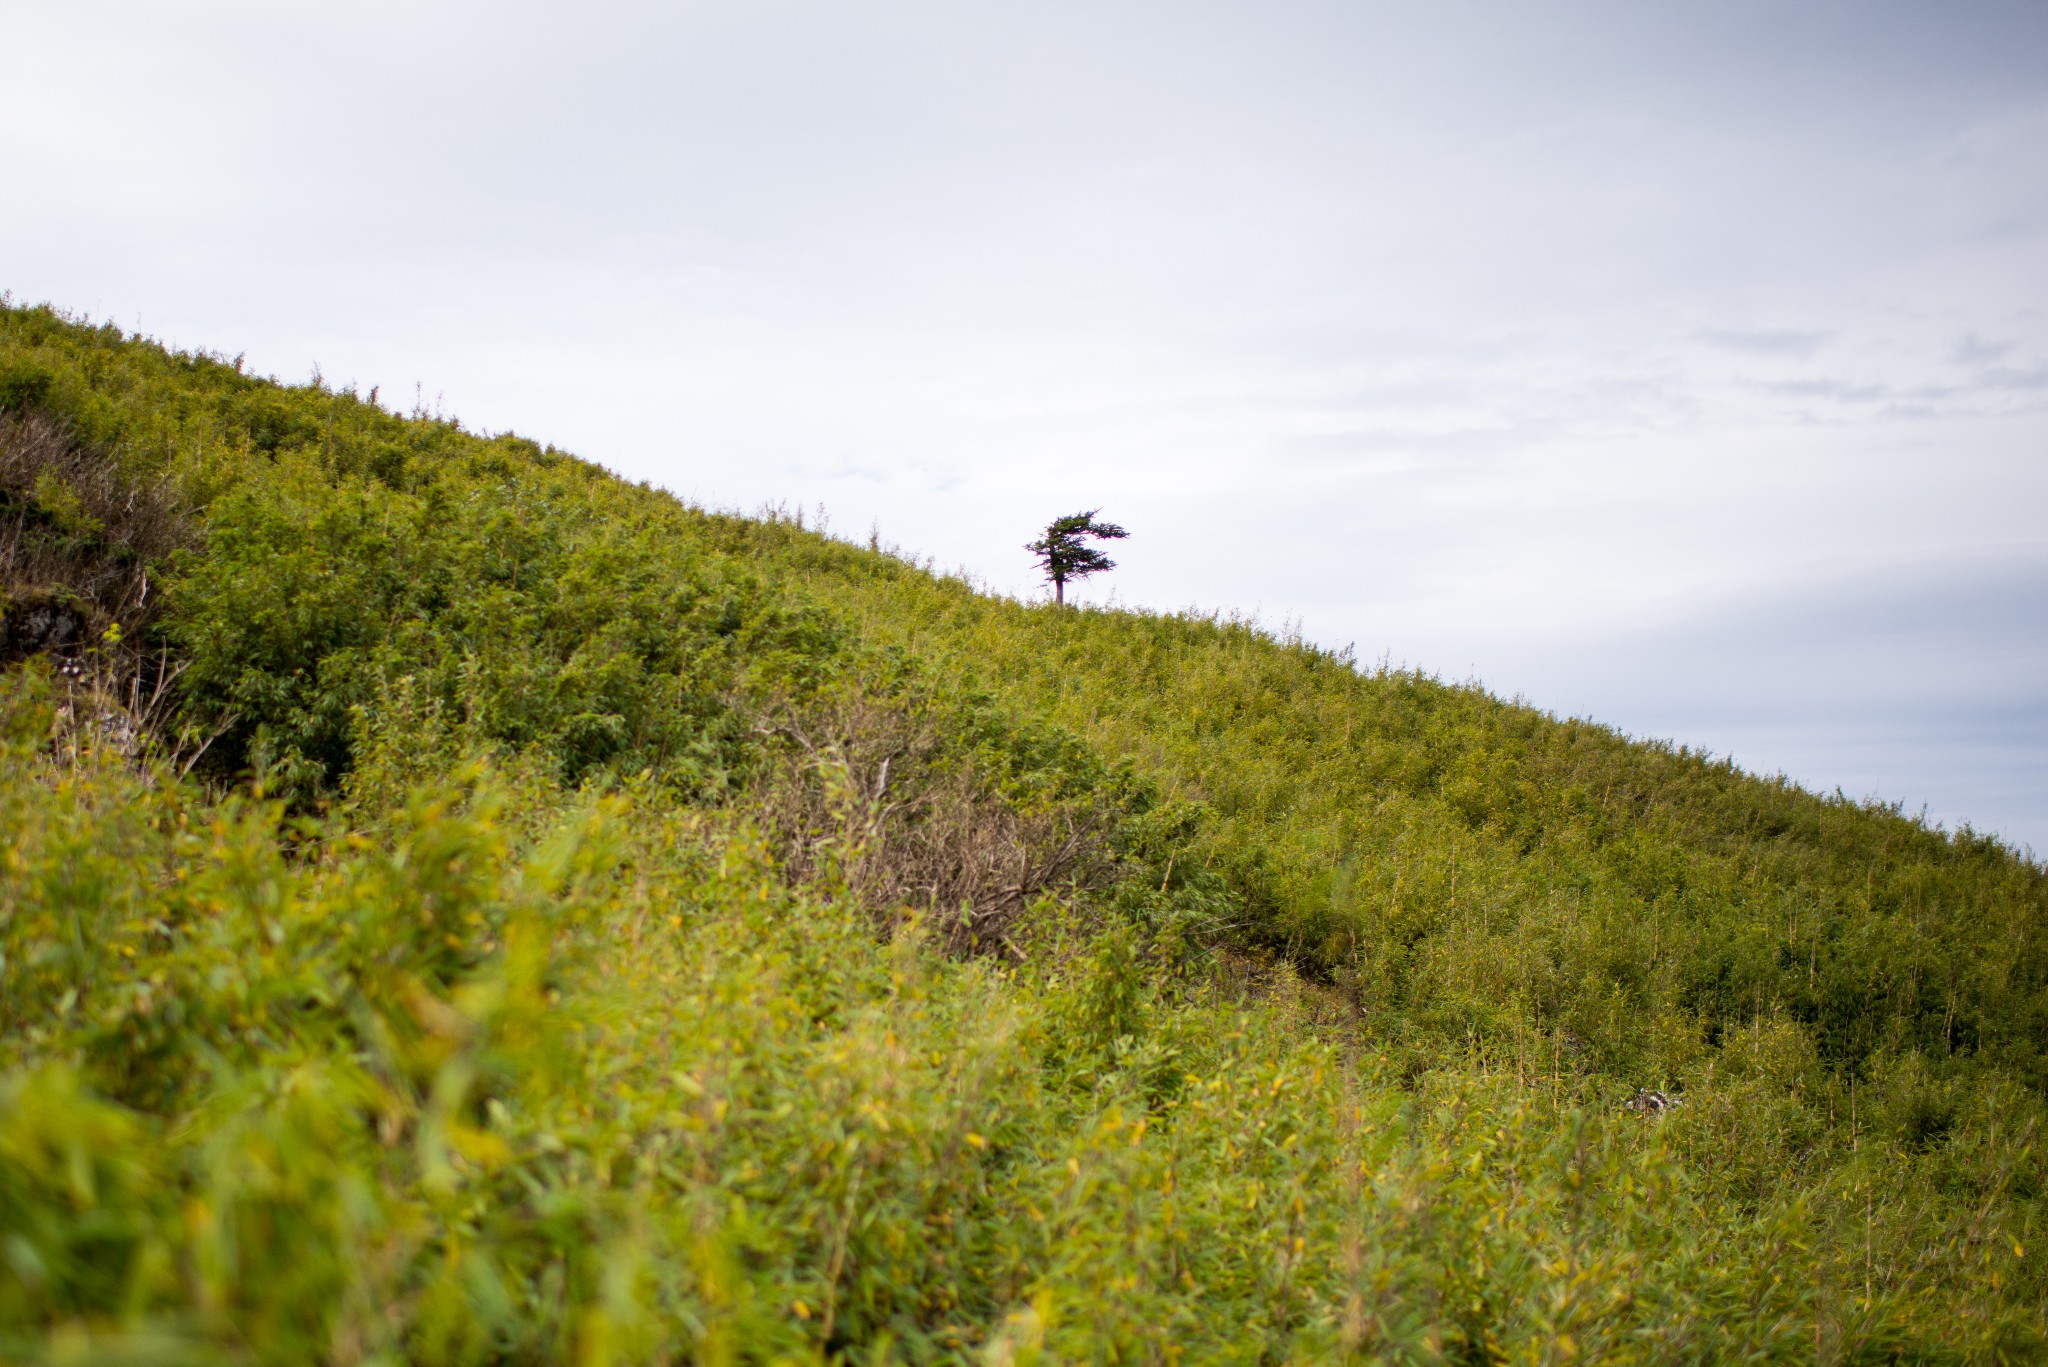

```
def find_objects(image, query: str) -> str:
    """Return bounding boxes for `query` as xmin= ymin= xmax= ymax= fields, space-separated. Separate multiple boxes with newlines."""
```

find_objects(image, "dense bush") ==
xmin=1 ymin=300 xmax=2045 ymax=1361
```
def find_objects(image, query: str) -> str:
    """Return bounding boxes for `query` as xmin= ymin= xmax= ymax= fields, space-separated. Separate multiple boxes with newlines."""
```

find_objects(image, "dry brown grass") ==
xmin=0 ymin=412 xmax=193 ymax=653
xmin=0 ymin=412 xmax=207 ymax=767
xmin=747 ymin=691 xmax=1117 ymax=956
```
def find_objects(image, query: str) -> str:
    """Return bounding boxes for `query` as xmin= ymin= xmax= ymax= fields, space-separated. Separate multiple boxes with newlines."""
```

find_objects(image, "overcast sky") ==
xmin=6 ymin=0 xmax=2045 ymax=853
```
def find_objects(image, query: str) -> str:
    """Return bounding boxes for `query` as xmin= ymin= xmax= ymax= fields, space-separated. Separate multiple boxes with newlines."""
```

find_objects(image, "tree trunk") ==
xmin=1055 ymin=578 xmax=1064 ymax=606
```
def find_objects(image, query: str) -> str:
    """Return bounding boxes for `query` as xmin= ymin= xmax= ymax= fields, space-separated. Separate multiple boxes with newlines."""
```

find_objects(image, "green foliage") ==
xmin=166 ymin=453 xmax=839 ymax=801
xmin=1 ymin=300 xmax=2046 ymax=1360
xmin=0 ymin=363 xmax=54 ymax=415
xmin=810 ymin=573 xmax=2048 ymax=1090
xmin=1024 ymin=511 xmax=1126 ymax=605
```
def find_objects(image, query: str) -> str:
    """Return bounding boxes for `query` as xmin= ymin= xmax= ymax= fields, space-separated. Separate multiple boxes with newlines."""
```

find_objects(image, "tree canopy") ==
xmin=1025 ymin=509 xmax=1127 ymax=605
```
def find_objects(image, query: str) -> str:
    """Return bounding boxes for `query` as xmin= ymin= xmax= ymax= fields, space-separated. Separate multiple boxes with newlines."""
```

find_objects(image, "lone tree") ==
xmin=1026 ymin=509 xmax=1128 ymax=606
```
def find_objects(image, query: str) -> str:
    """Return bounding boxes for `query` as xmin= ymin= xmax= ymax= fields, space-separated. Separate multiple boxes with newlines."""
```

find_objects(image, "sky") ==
xmin=5 ymin=0 xmax=2045 ymax=853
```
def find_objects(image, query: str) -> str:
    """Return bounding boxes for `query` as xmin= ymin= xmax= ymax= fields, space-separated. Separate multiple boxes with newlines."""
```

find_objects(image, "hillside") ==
xmin=3 ymin=301 xmax=2046 ymax=1363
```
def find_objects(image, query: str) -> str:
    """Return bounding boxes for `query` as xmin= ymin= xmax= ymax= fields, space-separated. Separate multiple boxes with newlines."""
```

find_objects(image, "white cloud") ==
xmin=4 ymin=0 xmax=2045 ymax=847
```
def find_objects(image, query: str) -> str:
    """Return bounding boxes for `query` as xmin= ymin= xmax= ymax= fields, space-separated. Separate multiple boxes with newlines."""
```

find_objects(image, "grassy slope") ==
xmin=3 ymin=303 xmax=2046 ymax=1363
xmin=732 ymin=512 xmax=2048 ymax=1090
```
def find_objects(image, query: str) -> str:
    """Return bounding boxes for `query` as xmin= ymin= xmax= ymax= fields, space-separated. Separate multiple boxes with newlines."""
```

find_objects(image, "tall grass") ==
xmin=1 ymin=300 xmax=2044 ymax=1361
